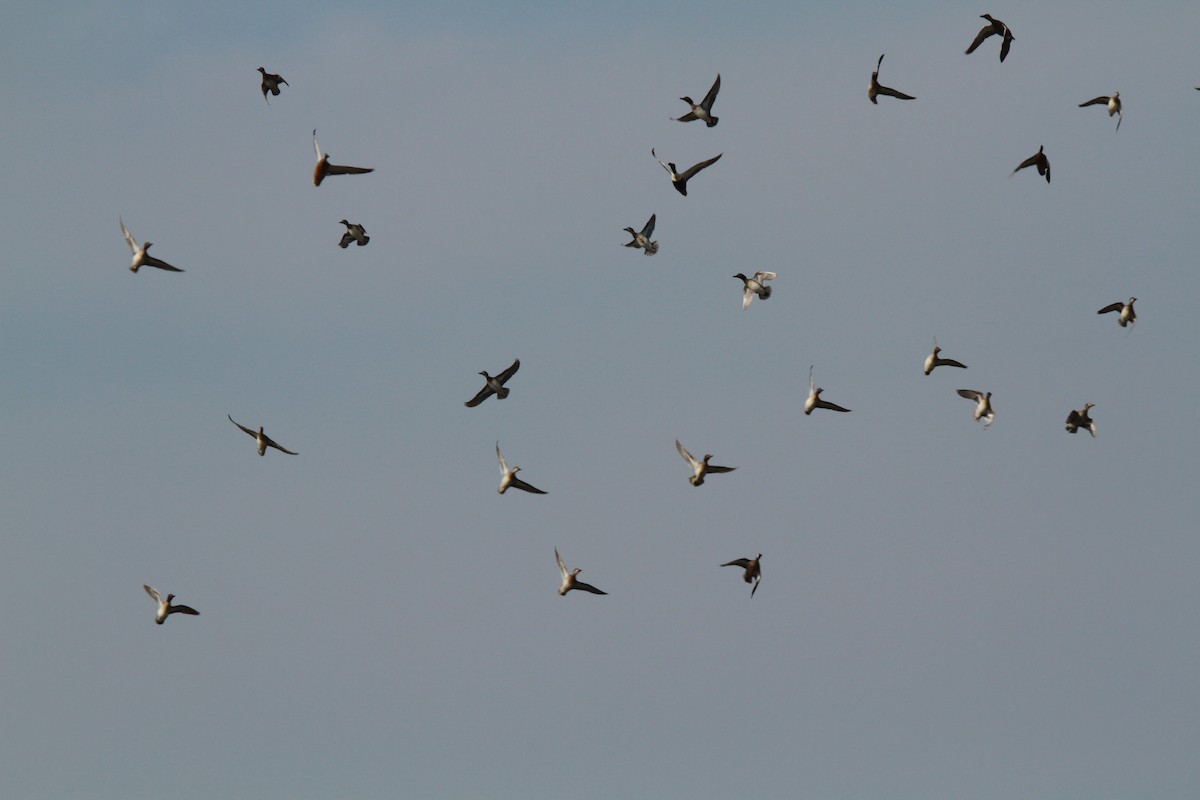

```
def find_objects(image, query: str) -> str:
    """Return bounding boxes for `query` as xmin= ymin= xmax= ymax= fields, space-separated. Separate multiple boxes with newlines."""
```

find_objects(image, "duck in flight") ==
xmin=721 ymin=554 xmax=762 ymax=597
xmin=464 ymin=358 xmax=520 ymax=407
xmin=675 ymin=438 xmax=735 ymax=487
xmin=338 ymin=219 xmax=369 ymax=248
xmin=652 ymin=148 xmax=722 ymax=196
xmin=257 ymin=67 xmax=288 ymax=103
xmin=1079 ymin=92 xmax=1122 ymax=132
xmin=672 ymin=74 xmax=720 ymax=127
xmin=1097 ymin=297 xmax=1136 ymax=328
xmin=957 ymin=389 xmax=995 ymax=429
xmin=555 ymin=548 xmax=606 ymax=596
xmin=143 ymin=584 xmax=200 ymax=625
xmin=805 ymin=365 xmax=851 ymax=415
xmin=868 ymin=54 xmax=916 ymax=104
xmin=496 ymin=442 xmax=547 ymax=495
xmin=1065 ymin=402 xmax=1097 ymax=438
xmin=734 ymin=272 xmax=776 ymax=309
xmin=924 ymin=339 xmax=968 ymax=375
xmin=228 ymin=415 xmax=298 ymax=456
xmin=312 ymin=129 xmax=374 ymax=186
xmin=965 ymin=13 xmax=1014 ymax=62
xmin=623 ymin=213 xmax=659 ymax=255
xmin=120 ymin=217 xmax=183 ymax=273
xmin=1011 ymin=145 xmax=1050 ymax=183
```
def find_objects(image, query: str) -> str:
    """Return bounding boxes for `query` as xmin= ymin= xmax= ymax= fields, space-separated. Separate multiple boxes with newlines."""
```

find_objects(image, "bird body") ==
xmin=1065 ymin=402 xmax=1096 ymax=438
xmin=1012 ymin=145 xmax=1050 ymax=183
xmin=338 ymin=219 xmax=369 ymax=248
xmin=257 ymin=67 xmax=288 ymax=103
xmin=957 ymin=389 xmax=995 ymax=429
xmin=868 ymin=54 xmax=916 ymax=104
xmin=144 ymin=584 xmax=199 ymax=624
xmin=675 ymin=439 xmax=735 ymax=487
xmin=965 ymin=13 xmax=1014 ymax=62
xmin=623 ymin=213 xmax=659 ymax=255
xmin=734 ymin=272 xmax=776 ymax=309
xmin=1097 ymin=297 xmax=1136 ymax=328
xmin=465 ymin=358 xmax=520 ymax=407
xmin=228 ymin=415 xmax=298 ymax=456
xmin=672 ymin=74 xmax=721 ymax=126
xmin=120 ymin=217 xmax=183 ymax=273
xmin=652 ymin=148 xmax=722 ymax=196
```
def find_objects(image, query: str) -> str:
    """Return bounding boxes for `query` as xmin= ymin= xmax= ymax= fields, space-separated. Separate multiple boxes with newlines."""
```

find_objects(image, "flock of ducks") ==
xmin=138 ymin=13 xmax=1152 ymax=621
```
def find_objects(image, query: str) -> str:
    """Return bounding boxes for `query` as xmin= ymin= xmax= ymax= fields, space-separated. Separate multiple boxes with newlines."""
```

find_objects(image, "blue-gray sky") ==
xmin=3 ymin=3 xmax=1199 ymax=798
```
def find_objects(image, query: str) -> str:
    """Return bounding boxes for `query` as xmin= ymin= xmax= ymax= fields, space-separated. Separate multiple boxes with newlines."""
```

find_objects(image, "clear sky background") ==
xmin=3 ymin=2 xmax=1199 ymax=798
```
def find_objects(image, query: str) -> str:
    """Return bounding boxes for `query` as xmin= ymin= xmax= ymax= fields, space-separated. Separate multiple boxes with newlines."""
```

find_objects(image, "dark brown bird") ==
xmin=965 ymin=13 xmax=1014 ymax=62
xmin=672 ymin=74 xmax=720 ymax=127
xmin=465 ymin=358 xmax=520 ymax=407
xmin=312 ymin=130 xmax=374 ymax=187
xmin=257 ymin=67 xmax=288 ymax=103
xmin=868 ymin=54 xmax=916 ymax=104
xmin=1011 ymin=145 xmax=1050 ymax=183
xmin=1065 ymin=403 xmax=1096 ymax=438
xmin=652 ymin=148 xmax=722 ymax=196
xmin=722 ymin=554 xmax=762 ymax=597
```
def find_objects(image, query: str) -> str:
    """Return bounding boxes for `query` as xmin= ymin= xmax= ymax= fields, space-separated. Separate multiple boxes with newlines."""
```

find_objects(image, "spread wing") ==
xmin=509 ymin=476 xmax=547 ymax=494
xmin=641 ymin=214 xmax=656 ymax=238
xmin=119 ymin=217 xmax=137 ymax=254
xmin=143 ymin=584 xmax=162 ymax=603
xmin=228 ymin=415 xmax=257 ymax=438
xmin=877 ymin=85 xmax=916 ymax=100
xmin=957 ymin=389 xmax=984 ymax=402
xmin=465 ymin=384 xmax=495 ymax=407
xmin=965 ymin=25 xmax=995 ymax=54
xmin=555 ymin=548 xmax=569 ymax=581
xmin=700 ymin=74 xmax=721 ymax=109
xmin=1079 ymin=95 xmax=1110 ymax=108
xmin=1097 ymin=302 xmax=1124 ymax=315
xmin=142 ymin=254 xmax=183 ymax=272
xmin=263 ymin=434 xmax=298 ymax=455
xmin=170 ymin=605 xmax=200 ymax=616
xmin=675 ymin=438 xmax=699 ymax=468
xmin=313 ymin=129 xmax=322 ymax=159
xmin=325 ymin=163 xmax=374 ymax=176
xmin=495 ymin=442 xmax=508 ymax=473
xmin=495 ymin=358 xmax=520 ymax=385
xmin=678 ymin=153 xmax=722 ymax=181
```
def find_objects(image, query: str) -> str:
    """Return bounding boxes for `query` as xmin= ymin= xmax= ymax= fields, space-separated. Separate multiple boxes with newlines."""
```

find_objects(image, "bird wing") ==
xmin=675 ymin=438 xmax=699 ymax=468
xmin=1012 ymin=153 xmax=1040 ymax=174
xmin=326 ymin=163 xmax=374 ymax=176
xmin=495 ymin=358 xmax=521 ymax=384
xmin=339 ymin=231 xmax=355 ymax=248
xmin=999 ymin=29 xmax=1013 ymax=62
xmin=1079 ymin=96 xmax=1110 ymax=107
xmin=808 ymin=365 xmax=815 ymax=396
xmin=642 ymin=214 xmax=656 ymax=238
xmin=495 ymin=442 xmax=509 ymax=473
xmin=722 ymin=558 xmax=752 ymax=569
xmin=464 ymin=385 xmax=494 ymax=407
xmin=1097 ymin=302 xmax=1124 ymax=315
xmin=742 ymin=285 xmax=754 ymax=310
xmin=509 ymin=476 xmax=547 ymax=495
xmin=750 ymin=578 xmax=760 ymax=598
xmin=816 ymin=400 xmax=852 ymax=413
xmin=679 ymin=153 xmax=722 ymax=181
xmin=941 ymin=358 xmax=968 ymax=369
xmin=672 ymin=110 xmax=699 ymax=123
xmin=170 ymin=605 xmax=200 ymax=616
xmin=142 ymin=254 xmax=183 ymax=272
xmin=119 ymin=217 xmax=138 ymax=254
xmin=573 ymin=580 xmax=607 ymax=595
xmin=555 ymin=548 xmax=569 ymax=581
xmin=705 ymin=464 xmax=736 ymax=474
xmin=877 ymin=85 xmax=916 ymax=100
xmin=957 ymin=389 xmax=983 ymax=402
xmin=965 ymin=25 xmax=995 ymax=54
xmin=700 ymin=74 xmax=721 ymax=110
xmin=754 ymin=271 xmax=777 ymax=283
xmin=876 ymin=53 xmax=885 ymax=72
xmin=144 ymin=584 xmax=161 ymax=603
xmin=264 ymin=434 xmax=298 ymax=455
xmin=228 ymin=415 xmax=257 ymax=438
xmin=312 ymin=130 xmax=322 ymax=159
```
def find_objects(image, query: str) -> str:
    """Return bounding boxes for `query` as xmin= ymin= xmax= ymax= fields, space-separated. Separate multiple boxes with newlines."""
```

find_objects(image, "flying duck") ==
xmin=1065 ymin=402 xmax=1097 ymax=438
xmin=672 ymin=74 xmax=721 ymax=127
xmin=555 ymin=548 xmax=606 ymax=596
xmin=623 ymin=213 xmax=659 ymax=255
xmin=965 ymin=13 xmax=1014 ymax=62
xmin=805 ymin=365 xmax=851 ymax=415
xmin=1097 ymin=297 xmax=1136 ymax=328
xmin=734 ymin=272 xmax=776 ymax=309
xmin=652 ymin=148 xmax=722 ymax=196
xmin=338 ymin=219 xmax=369 ymax=248
xmin=495 ymin=442 xmax=546 ymax=495
xmin=143 ymin=584 xmax=200 ymax=625
xmin=721 ymin=554 xmax=762 ymax=597
xmin=868 ymin=54 xmax=916 ymax=104
xmin=312 ymin=129 xmax=374 ymax=186
xmin=464 ymin=358 xmax=520 ymax=407
xmin=257 ymin=67 xmax=288 ymax=103
xmin=1011 ymin=145 xmax=1050 ymax=183
xmin=1079 ymin=92 xmax=1122 ymax=132
xmin=924 ymin=340 xmax=968 ymax=375
xmin=228 ymin=414 xmax=298 ymax=456
xmin=675 ymin=438 xmax=735 ymax=487
xmin=120 ymin=217 xmax=183 ymax=273
xmin=957 ymin=389 xmax=995 ymax=429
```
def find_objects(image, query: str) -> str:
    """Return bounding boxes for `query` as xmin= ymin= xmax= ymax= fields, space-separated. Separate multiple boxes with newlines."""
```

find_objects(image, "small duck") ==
xmin=1097 ymin=296 xmax=1136 ymax=328
xmin=956 ymin=389 xmax=995 ymax=429
xmin=555 ymin=548 xmax=607 ymax=596
xmin=1065 ymin=402 xmax=1097 ymax=438
xmin=120 ymin=217 xmax=183 ymax=273
xmin=805 ymin=365 xmax=851 ymax=415
xmin=868 ymin=54 xmax=916 ymax=104
xmin=721 ymin=554 xmax=762 ymax=597
xmin=965 ymin=13 xmax=1014 ymax=62
xmin=623 ymin=213 xmax=659 ymax=255
xmin=1011 ymin=145 xmax=1050 ymax=183
xmin=495 ymin=441 xmax=547 ymax=495
xmin=338 ymin=219 xmax=369 ymax=248
xmin=652 ymin=148 xmax=722 ymax=196
xmin=144 ymin=584 xmax=200 ymax=625
xmin=924 ymin=340 xmax=968 ymax=375
xmin=312 ymin=129 xmax=374 ymax=187
xmin=672 ymin=74 xmax=721 ymax=127
xmin=228 ymin=414 xmax=298 ymax=456
xmin=675 ymin=438 xmax=735 ymax=487
xmin=1079 ymin=92 xmax=1122 ymax=132
xmin=464 ymin=358 xmax=520 ymax=407
xmin=734 ymin=272 xmax=776 ymax=310
xmin=257 ymin=67 xmax=288 ymax=104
